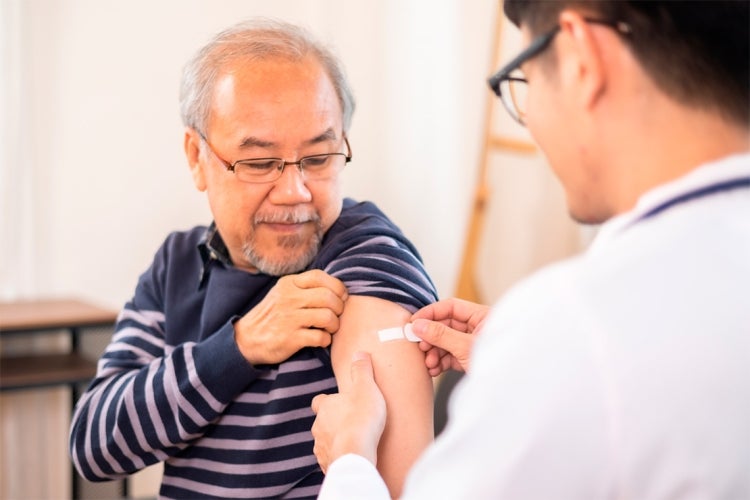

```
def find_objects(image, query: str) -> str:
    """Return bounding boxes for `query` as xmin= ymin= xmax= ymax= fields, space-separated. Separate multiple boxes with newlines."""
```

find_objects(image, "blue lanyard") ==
xmin=638 ymin=177 xmax=750 ymax=222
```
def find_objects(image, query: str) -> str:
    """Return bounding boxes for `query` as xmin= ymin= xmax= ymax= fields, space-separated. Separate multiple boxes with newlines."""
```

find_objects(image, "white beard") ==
xmin=241 ymin=209 xmax=324 ymax=276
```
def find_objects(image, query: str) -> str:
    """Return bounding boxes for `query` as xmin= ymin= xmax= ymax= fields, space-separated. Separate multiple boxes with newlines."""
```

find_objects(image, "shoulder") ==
xmin=325 ymin=198 xmax=410 ymax=246
xmin=160 ymin=226 xmax=208 ymax=256
xmin=135 ymin=225 xmax=208 ymax=292
xmin=143 ymin=225 xmax=209 ymax=272
xmin=320 ymin=199 xmax=420 ymax=258
xmin=316 ymin=199 xmax=437 ymax=311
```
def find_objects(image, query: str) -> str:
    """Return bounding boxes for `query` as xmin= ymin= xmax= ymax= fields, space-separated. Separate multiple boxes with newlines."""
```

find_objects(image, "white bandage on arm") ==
xmin=377 ymin=323 xmax=419 ymax=343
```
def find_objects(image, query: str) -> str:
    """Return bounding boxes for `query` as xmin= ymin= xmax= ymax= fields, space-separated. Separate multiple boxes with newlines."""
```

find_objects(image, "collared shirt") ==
xmin=197 ymin=222 xmax=233 ymax=287
xmin=320 ymin=153 xmax=750 ymax=499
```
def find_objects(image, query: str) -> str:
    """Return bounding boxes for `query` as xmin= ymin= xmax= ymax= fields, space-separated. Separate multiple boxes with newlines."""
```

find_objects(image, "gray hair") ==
xmin=179 ymin=18 xmax=356 ymax=136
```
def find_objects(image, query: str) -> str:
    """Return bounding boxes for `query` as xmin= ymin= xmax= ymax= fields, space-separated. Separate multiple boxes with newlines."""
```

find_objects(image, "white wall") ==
xmin=1 ymin=0 xmax=498 ymax=308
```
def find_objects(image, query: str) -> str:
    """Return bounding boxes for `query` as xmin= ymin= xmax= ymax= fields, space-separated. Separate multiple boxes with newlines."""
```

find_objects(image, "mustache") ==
xmin=253 ymin=210 xmax=321 ymax=225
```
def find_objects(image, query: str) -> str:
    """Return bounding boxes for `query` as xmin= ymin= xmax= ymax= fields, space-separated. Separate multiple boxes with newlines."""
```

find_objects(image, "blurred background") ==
xmin=0 ymin=0 xmax=590 ymax=497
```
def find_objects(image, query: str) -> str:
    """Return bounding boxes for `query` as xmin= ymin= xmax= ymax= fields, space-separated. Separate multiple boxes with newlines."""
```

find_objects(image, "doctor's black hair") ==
xmin=503 ymin=0 xmax=749 ymax=127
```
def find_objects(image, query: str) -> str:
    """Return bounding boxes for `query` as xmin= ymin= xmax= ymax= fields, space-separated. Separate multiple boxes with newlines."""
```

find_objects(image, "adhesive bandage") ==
xmin=377 ymin=323 xmax=420 ymax=343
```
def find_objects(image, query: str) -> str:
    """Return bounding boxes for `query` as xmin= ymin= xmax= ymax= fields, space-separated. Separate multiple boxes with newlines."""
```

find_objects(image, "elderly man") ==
xmin=69 ymin=19 xmax=436 ymax=499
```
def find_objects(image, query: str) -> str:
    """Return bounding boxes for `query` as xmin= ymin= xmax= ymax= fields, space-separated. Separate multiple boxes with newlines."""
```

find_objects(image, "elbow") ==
xmin=69 ymin=418 xmax=126 ymax=482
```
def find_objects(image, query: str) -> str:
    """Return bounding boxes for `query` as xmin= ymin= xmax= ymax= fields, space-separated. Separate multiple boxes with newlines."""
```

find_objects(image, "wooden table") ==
xmin=0 ymin=298 xmax=118 ymax=390
xmin=0 ymin=298 xmax=119 ymax=499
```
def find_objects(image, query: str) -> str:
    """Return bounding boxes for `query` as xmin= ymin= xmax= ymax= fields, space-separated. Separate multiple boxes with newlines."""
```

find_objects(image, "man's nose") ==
xmin=269 ymin=161 xmax=312 ymax=203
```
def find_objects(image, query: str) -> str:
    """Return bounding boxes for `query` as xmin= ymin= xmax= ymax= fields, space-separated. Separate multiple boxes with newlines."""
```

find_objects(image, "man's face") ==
xmin=520 ymin=25 xmax=609 ymax=225
xmin=192 ymin=55 xmax=346 ymax=275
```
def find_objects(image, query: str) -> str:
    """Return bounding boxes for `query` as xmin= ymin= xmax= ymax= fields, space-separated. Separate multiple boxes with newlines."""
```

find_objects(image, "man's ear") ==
xmin=557 ymin=10 xmax=607 ymax=112
xmin=184 ymin=127 xmax=208 ymax=192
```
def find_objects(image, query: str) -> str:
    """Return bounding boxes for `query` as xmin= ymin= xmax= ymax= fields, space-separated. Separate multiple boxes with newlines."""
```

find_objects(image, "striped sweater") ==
xmin=69 ymin=198 xmax=437 ymax=499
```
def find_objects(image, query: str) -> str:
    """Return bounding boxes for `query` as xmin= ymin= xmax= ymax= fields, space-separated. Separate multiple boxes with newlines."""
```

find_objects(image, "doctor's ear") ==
xmin=557 ymin=10 xmax=608 ymax=111
xmin=184 ymin=127 xmax=207 ymax=192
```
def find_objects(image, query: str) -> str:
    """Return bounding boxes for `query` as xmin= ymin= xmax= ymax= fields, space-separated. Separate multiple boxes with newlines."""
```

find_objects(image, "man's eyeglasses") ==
xmin=199 ymin=135 xmax=352 ymax=184
xmin=488 ymin=18 xmax=632 ymax=126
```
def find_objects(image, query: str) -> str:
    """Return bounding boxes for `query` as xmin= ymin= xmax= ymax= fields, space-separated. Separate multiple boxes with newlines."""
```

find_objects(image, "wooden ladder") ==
xmin=454 ymin=2 xmax=536 ymax=302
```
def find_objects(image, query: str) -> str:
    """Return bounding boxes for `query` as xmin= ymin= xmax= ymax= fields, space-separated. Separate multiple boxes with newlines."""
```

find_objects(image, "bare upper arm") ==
xmin=331 ymin=295 xmax=435 ymax=498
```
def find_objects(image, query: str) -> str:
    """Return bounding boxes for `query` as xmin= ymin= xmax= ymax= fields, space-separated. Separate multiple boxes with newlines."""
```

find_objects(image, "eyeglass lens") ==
xmin=233 ymin=154 xmax=348 ymax=183
xmin=499 ymin=75 xmax=528 ymax=124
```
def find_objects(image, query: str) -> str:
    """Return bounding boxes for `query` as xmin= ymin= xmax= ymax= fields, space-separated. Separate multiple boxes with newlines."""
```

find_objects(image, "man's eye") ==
xmin=302 ymin=156 xmax=331 ymax=168
xmin=241 ymin=161 xmax=278 ymax=171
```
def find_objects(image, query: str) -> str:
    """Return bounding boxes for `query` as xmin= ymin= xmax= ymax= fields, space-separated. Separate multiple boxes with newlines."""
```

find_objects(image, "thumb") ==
xmin=311 ymin=393 xmax=327 ymax=414
xmin=350 ymin=351 xmax=375 ymax=386
xmin=411 ymin=318 xmax=463 ymax=352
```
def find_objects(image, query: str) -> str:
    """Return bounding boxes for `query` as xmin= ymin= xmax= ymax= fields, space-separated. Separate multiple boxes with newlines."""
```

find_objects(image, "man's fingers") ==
xmin=423 ymin=347 xmax=441 ymax=370
xmin=311 ymin=393 xmax=327 ymax=415
xmin=292 ymin=269 xmax=349 ymax=300
xmin=349 ymin=351 xmax=375 ymax=385
xmin=410 ymin=298 xmax=460 ymax=321
xmin=302 ymin=308 xmax=341 ymax=334
xmin=410 ymin=297 xmax=473 ymax=322
xmin=411 ymin=318 xmax=462 ymax=352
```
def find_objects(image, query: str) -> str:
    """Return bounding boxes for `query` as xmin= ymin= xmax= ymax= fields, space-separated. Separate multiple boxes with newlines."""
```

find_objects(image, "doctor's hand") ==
xmin=311 ymin=352 xmax=386 ymax=473
xmin=410 ymin=298 xmax=490 ymax=376
xmin=234 ymin=269 xmax=348 ymax=365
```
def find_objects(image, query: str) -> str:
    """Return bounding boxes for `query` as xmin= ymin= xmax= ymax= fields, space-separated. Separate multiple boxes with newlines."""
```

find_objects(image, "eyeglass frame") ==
xmin=198 ymin=132 xmax=353 ymax=184
xmin=488 ymin=18 xmax=632 ymax=125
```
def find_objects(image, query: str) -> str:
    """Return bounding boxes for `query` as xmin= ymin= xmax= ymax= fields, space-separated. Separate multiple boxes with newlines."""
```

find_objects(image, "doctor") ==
xmin=311 ymin=0 xmax=750 ymax=498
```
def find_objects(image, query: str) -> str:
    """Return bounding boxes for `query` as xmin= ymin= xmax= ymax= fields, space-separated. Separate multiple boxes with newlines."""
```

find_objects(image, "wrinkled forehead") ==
xmin=205 ymin=56 xmax=344 ymax=147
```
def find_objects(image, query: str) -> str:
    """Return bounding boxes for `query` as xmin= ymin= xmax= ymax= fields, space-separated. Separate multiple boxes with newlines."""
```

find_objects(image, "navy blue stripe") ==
xmin=639 ymin=177 xmax=750 ymax=222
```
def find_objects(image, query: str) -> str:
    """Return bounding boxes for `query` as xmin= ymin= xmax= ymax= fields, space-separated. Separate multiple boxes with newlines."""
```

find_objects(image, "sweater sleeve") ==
xmin=319 ymin=200 xmax=438 ymax=313
xmin=69 ymin=238 xmax=259 ymax=481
